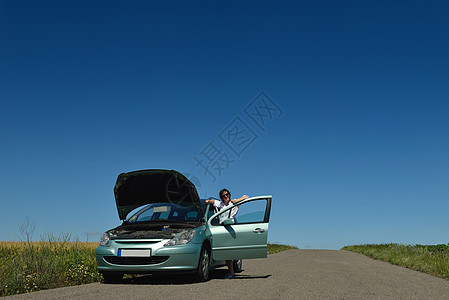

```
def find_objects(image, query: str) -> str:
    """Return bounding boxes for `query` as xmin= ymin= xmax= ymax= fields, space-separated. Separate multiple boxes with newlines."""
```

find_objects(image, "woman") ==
xmin=205 ymin=188 xmax=248 ymax=279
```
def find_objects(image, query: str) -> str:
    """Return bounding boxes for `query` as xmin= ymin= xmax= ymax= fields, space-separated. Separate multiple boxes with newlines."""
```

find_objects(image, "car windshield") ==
xmin=126 ymin=203 xmax=202 ymax=223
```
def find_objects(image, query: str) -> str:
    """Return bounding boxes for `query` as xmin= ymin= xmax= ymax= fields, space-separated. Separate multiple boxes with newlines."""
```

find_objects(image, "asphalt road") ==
xmin=6 ymin=249 xmax=449 ymax=299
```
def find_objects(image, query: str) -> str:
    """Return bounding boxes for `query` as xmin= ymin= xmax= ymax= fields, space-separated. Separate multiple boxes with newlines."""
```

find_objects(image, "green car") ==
xmin=96 ymin=169 xmax=272 ymax=282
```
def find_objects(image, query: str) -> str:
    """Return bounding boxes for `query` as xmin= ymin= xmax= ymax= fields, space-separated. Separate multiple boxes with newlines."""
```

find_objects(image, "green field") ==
xmin=0 ymin=240 xmax=296 ymax=297
xmin=342 ymin=243 xmax=449 ymax=280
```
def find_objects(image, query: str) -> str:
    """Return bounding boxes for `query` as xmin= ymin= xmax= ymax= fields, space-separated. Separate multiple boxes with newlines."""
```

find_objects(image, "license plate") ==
xmin=118 ymin=249 xmax=151 ymax=257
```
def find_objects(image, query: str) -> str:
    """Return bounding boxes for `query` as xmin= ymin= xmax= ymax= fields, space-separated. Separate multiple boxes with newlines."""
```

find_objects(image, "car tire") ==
xmin=196 ymin=246 xmax=211 ymax=282
xmin=102 ymin=272 xmax=124 ymax=283
xmin=233 ymin=259 xmax=243 ymax=273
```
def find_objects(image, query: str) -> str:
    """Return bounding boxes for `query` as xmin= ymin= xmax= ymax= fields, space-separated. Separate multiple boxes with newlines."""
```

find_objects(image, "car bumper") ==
xmin=96 ymin=240 xmax=202 ymax=273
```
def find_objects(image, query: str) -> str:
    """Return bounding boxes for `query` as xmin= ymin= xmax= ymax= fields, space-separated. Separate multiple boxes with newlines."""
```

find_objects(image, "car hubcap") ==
xmin=202 ymin=250 xmax=209 ymax=278
xmin=237 ymin=259 xmax=242 ymax=270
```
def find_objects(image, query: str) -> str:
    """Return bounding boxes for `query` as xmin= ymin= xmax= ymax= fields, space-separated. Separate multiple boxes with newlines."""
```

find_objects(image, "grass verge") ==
xmin=342 ymin=243 xmax=449 ymax=280
xmin=1 ymin=239 xmax=296 ymax=297
xmin=0 ymin=235 xmax=100 ymax=297
xmin=267 ymin=243 xmax=298 ymax=254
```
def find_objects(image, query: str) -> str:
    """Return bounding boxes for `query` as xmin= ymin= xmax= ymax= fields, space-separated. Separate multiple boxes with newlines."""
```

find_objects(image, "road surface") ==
xmin=6 ymin=249 xmax=449 ymax=299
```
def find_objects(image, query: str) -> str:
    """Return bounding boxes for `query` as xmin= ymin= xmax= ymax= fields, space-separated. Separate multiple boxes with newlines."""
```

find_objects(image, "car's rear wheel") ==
xmin=233 ymin=259 xmax=243 ymax=273
xmin=102 ymin=272 xmax=124 ymax=283
xmin=196 ymin=246 xmax=211 ymax=282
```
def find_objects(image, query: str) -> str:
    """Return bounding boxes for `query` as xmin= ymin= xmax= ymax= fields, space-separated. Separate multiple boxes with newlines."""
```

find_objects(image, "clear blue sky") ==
xmin=1 ymin=1 xmax=448 ymax=249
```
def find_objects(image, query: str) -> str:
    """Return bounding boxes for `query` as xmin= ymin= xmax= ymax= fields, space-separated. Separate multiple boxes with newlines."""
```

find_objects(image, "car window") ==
xmin=211 ymin=198 xmax=268 ymax=225
xmin=186 ymin=211 xmax=199 ymax=221
xmin=130 ymin=206 xmax=157 ymax=222
xmin=127 ymin=203 xmax=201 ymax=223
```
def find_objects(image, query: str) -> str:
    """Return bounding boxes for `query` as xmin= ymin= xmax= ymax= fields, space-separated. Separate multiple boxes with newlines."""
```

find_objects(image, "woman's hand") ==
xmin=205 ymin=198 xmax=215 ymax=205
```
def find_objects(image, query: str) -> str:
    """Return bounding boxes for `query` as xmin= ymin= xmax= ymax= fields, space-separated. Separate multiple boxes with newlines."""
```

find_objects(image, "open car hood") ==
xmin=114 ymin=169 xmax=203 ymax=220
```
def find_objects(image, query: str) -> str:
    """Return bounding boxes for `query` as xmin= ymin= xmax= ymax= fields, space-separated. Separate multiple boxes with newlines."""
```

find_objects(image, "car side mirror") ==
xmin=222 ymin=218 xmax=235 ymax=226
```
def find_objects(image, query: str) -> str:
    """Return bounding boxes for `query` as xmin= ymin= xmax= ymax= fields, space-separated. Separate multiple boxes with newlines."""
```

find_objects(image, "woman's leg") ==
xmin=226 ymin=260 xmax=235 ymax=276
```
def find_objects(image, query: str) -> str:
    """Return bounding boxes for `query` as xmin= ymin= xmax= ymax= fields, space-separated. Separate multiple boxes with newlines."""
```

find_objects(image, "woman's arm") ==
xmin=231 ymin=195 xmax=248 ymax=204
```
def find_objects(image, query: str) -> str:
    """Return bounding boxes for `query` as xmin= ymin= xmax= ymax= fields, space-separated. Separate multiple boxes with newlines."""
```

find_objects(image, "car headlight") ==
xmin=99 ymin=232 xmax=110 ymax=247
xmin=164 ymin=230 xmax=196 ymax=246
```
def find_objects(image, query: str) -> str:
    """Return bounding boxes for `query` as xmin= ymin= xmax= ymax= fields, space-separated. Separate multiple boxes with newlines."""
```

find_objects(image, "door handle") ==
xmin=253 ymin=228 xmax=265 ymax=233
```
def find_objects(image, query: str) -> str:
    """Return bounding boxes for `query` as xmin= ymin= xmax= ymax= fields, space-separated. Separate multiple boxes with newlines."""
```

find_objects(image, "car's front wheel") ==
xmin=196 ymin=246 xmax=211 ymax=282
xmin=233 ymin=259 xmax=243 ymax=273
xmin=102 ymin=272 xmax=124 ymax=283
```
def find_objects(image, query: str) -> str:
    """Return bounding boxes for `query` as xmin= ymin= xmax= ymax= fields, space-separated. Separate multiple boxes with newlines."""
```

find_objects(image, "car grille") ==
xmin=104 ymin=256 xmax=169 ymax=265
xmin=112 ymin=239 xmax=163 ymax=244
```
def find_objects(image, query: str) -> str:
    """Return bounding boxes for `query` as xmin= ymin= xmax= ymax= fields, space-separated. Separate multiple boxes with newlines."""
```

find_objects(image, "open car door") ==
xmin=208 ymin=196 xmax=272 ymax=260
